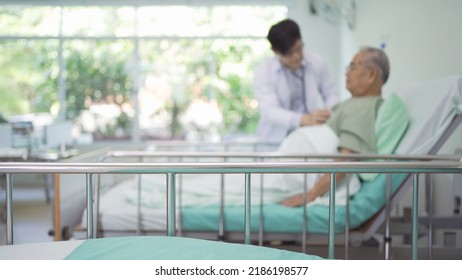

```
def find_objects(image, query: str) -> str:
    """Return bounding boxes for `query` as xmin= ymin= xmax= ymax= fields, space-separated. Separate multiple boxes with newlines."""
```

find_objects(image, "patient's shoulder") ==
xmin=335 ymin=96 xmax=382 ymax=112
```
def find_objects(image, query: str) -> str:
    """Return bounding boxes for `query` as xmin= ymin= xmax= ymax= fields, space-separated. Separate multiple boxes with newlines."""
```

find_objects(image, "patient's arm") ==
xmin=280 ymin=148 xmax=353 ymax=207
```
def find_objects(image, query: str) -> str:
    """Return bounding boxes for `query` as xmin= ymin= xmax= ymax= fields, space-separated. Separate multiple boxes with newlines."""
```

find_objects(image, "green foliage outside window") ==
xmin=0 ymin=5 xmax=286 ymax=140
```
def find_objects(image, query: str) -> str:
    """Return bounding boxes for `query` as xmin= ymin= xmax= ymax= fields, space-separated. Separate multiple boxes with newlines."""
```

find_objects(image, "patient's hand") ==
xmin=280 ymin=192 xmax=316 ymax=207
xmin=300 ymin=109 xmax=331 ymax=126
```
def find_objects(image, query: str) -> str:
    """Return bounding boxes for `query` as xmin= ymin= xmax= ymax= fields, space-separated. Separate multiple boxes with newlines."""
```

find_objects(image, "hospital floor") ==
xmin=0 ymin=183 xmax=54 ymax=246
xmin=1 ymin=179 xmax=460 ymax=259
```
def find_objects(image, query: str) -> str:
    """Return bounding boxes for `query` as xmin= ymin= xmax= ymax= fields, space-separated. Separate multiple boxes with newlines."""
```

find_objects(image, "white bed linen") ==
xmin=395 ymin=75 xmax=462 ymax=154
xmin=82 ymin=179 xmax=174 ymax=231
xmin=124 ymin=124 xmax=360 ymax=208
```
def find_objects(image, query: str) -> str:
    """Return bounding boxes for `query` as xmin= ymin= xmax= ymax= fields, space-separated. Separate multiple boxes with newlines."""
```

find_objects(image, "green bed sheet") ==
xmin=65 ymin=236 xmax=322 ymax=260
xmin=182 ymin=173 xmax=408 ymax=233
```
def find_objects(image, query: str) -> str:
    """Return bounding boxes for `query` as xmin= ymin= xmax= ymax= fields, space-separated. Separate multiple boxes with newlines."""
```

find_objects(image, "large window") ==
xmin=0 ymin=5 xmax=287 ymax=143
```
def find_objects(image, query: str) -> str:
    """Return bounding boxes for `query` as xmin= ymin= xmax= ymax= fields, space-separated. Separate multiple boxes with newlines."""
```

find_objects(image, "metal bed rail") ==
xmin=145 ymin=139 xmax=280 ymax=152
xmin=2 ymin=159 xmax=462 ymax=259
xmin=96 ymin=151 xmax=462 ymax=257
xmin=98 ymin=151 xmax=462 ymax=162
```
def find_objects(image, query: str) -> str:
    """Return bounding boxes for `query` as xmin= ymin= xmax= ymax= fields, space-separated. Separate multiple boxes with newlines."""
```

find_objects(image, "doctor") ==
xmin=253 ymin=19 xmax=338 ymax=146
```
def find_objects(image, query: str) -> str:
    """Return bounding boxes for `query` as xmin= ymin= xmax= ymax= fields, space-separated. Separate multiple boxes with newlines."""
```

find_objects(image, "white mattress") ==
xmin=81 ymin=177 xmax=173 ymax=232
xmin=0 ymin=240 xmax=84 ymax=260
xmin=81 ymin=173 xmax=358 ymax=233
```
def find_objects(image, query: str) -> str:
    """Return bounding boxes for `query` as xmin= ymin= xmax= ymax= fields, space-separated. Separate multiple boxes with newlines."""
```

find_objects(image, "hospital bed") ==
xmin=1 ymin=145 xmax=323 ymax=260
xmin=2 ymin=157 xmax=461 ymax=260
xmin=0 ymin=161 xmax=323 ymax=260
xmin=0 ymin=236 xmax=321 ymax=260
xmin=62 ymin=75 xmax=462 ymax=259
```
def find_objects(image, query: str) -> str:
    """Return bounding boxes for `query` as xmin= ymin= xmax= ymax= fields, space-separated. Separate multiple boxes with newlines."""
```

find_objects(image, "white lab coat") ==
xmin=253 ymin=51 xmax=339 ymax=145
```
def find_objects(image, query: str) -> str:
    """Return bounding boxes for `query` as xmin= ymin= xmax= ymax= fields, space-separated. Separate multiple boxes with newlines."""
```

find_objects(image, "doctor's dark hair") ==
xmin=267 ymin=19 xmax=301 ymax=55
xmin=361 ymin=47 xmax=390 ymax=84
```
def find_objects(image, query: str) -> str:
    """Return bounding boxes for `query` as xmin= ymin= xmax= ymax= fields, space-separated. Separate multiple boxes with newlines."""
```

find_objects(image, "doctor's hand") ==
xmin=280 ymin=192 xmax=316 ymax=208
xmin=300 ymin=109 xmax=331 ymax=126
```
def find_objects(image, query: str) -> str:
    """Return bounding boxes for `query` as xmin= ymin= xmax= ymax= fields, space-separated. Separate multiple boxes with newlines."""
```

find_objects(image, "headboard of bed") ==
xmin=395 ymin=75 xmax=462 ymax=155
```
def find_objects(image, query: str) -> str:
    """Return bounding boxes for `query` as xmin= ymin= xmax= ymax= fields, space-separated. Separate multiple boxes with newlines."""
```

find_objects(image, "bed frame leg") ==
xmin=328 ymin=173 xmax=336 ymax=259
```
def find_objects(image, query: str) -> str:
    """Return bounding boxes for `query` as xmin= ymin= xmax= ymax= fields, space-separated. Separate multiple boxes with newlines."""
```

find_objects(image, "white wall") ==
xmin=289 ymin=0 xmax=341 ymax=97
xmin=350 ymin=0 xmax=462 ymax=96
xmin=283 ymin=0 xmax=462 ymax=101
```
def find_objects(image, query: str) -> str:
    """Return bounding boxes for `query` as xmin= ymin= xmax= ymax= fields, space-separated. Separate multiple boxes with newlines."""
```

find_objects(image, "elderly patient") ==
xmin=280 ymin=46 xmax=390 ymax=207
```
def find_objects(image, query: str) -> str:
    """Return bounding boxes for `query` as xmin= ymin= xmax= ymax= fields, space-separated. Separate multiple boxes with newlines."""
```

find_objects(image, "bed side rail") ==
xmin=144 ymin=139 xmax=279 ymax=152
xmin=98 ymin=151 xmax=461 ymax=162
xmin=355 ymin=113 xmax=462 ymax=253
xmin=2 ymin=159 xmax=461 ymax=259
xmin=95 ymin=151 xmax=462 ymax=258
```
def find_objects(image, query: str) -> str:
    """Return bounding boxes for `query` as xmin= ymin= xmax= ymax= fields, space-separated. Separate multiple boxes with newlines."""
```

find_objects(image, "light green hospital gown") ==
xmin=326 ymin=96 xmax=383 ymax=154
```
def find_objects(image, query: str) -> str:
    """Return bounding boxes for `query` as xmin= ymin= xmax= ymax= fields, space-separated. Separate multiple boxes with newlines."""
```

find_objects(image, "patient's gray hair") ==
xmin=361 ymin=47 xmax=390 ymax=84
